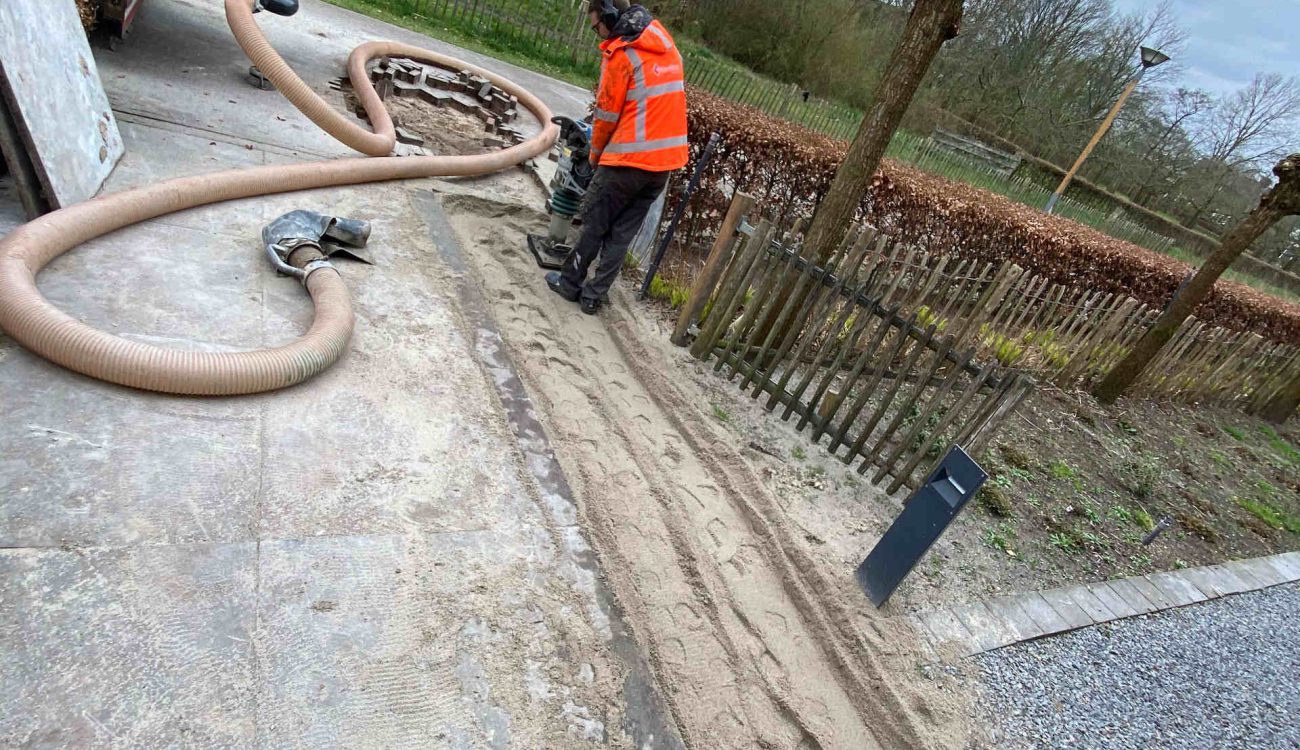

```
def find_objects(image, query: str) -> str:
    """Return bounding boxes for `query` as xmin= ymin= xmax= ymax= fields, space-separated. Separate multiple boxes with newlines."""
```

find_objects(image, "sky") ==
xmin=1109 ymin=0 xmax=1300 ymax=97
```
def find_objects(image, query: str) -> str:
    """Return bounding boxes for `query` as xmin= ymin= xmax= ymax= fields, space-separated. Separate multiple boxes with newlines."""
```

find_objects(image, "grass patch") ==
xmin=1222 ymin=425 xmax=1246 ymax=441
xmin=324 ymin=0 xmax=599 ymax=87
xmin=916 ymin=305 xmax=949 ymax=333
xmin=1133 ymin=508 xmax=1156 ymax=532
xmin=647 ymin=274 xmax=691 ymax=309
xmin=983 ymin=522 xmax=1018 ymax=556
xmin=1258 ymin=425 xmax=1300 ymax=466
xmin=791 ymin=445 xmax=807 ymax=461
xmin=711 ymin=404 xmax=731 ymax=423
xmin=1048 ymin=530 xmax=1080 ymax=552
xmin=1236 ymin=496 xmax=1300 ymax=534
xmin=1048 ymin=460 xmax=1077 ymax=480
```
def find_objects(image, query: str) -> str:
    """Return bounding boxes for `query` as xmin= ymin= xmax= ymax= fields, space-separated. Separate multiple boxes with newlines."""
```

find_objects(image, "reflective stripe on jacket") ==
xmin=591 ymin=20 xmax=689 ymax=172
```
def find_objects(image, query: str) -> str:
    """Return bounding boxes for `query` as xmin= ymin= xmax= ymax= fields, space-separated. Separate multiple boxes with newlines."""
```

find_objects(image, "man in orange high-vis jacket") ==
xmin=546 ymin=0 xmax=689 ymax=315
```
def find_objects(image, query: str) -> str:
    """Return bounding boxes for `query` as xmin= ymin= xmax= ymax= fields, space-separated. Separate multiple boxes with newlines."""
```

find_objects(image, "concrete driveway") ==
xmin=0 ymin=2 xmax=675 ymax=747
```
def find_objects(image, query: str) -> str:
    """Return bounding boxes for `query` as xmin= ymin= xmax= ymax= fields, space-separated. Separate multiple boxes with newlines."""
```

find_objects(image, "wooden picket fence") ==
xmin=676 ymin=194 xmax=1300 ymax=422
xmin=683 ymin=202 xmax=1034 ymax=492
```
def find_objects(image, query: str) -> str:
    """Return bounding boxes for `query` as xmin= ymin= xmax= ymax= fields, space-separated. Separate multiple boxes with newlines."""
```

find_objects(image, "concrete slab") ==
xmin=1085 ymin=581 xmax=1138 ymax=619
xmin=1146 ymin=571 xmax=1209 ymax=607
xmin=1008 ymin=592 xmax=1072 ymax=635
xmin=950 ymin=600 xmax=1018 ymax=652
xmin=1039 ymin=588 xmax=1094 ymax=629
xmin=0 ymin=3 xmax=678 ymax=743
xmin=1104 ymin=578 xmax=1157 ymax=615
xmin=0 ymin=354 xmax=262 ymax=547
xmin=0 ymin=544 xmax=258 ymax=747
xmin=1062 ymin=584 xmax=1117 ymax=623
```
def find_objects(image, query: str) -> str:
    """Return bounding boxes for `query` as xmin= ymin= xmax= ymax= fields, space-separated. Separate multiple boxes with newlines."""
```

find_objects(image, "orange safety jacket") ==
xmin=591 ymin=20 xmax=689 ymax=172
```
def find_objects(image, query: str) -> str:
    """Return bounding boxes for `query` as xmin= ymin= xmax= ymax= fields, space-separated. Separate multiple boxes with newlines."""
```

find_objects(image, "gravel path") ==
xmin=974 ymin=582 xmax=1300 ymax=750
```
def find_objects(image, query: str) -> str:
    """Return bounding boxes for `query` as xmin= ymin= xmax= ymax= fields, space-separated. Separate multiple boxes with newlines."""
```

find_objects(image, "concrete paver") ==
xmin=1178 ymin=566 xmax=1228 ymax=599
xmin=920 ymin=607 xmax=979 ymax=655
xmin=1269 ymin=552 xmax=1300 ymax=578
xmin=983 ymin=596 xmax=1041 ymax=642
xmin=950 ymin=600 xmax=1018 ymax=652
xmin=1039 ymin=588 xmax=1094 ymax=629
xmin=1062 ymin=584 xmax=1117 ymax=622
xmin=910 ymin=558 xmax=1299 ymax=661
xmin=1146 ymin=571 xmax=1209 ymax=607
xmin=1085 ymin=582 xmax=1138 ymax=619
xmin=1125 ymin=574 xmax=1177 ymax=610
xmin=1009 ymin=592 xmax=1072 ymax=635
xmin=1104 ymin=578 xmax=1158 ymax=615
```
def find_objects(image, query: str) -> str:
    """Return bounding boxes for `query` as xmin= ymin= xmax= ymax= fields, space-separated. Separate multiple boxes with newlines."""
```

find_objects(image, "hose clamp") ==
xmin=301 ymin=258 xmax=338 ymax=284
xmin=266 ymin=239 xmax=337 ymax=285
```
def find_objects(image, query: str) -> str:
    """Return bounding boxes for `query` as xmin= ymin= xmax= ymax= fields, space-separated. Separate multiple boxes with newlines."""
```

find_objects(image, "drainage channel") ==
xmin=415 ymin=189 xmax=686 ymax=750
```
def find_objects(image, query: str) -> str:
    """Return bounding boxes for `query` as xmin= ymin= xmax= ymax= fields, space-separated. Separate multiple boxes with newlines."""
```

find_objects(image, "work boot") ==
xmin=581 ymin=297 xmax=600 ymax=316
xmin=546 ymin=271 xmax=579 ymax=302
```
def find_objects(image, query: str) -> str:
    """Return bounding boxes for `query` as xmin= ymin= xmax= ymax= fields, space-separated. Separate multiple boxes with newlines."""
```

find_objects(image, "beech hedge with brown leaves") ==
xmin=670 ymin=86 xmax=1300 ymax=346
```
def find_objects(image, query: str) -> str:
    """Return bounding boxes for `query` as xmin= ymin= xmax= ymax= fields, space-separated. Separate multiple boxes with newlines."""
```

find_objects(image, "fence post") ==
xmin=672 ymin=192 xmax=756 ymax=346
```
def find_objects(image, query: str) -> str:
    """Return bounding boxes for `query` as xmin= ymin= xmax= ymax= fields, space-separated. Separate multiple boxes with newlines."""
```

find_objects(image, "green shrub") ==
xmin=1048 ymin=460 xmax=1077 ymax=480
xmin=648 ymin=274 xmax=691 ymax=309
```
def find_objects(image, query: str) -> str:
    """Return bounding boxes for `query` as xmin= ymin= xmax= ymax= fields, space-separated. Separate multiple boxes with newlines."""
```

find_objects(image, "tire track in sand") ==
xmin=440 ymin=188 xmax=969 ymax=750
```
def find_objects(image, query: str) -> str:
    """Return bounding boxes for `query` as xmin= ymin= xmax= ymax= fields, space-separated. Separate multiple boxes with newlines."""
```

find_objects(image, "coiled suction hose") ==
xmin=0 ymin=0 xmax=559 ymax=395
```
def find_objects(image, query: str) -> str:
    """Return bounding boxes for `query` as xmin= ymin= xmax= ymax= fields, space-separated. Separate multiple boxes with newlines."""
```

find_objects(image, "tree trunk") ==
xmin=1260 ymin=369 xmax=1300 ymax=424
xmin=1093 ymin=154 xmax=1300 ymax=404
xmin=750 ymin=0 xmax=961 ymax=346
xmin=802 ymin=0 xmax=963 ymax=265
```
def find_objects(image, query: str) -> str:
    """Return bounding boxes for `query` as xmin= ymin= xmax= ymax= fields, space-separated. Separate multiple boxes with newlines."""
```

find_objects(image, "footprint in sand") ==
xmin=671 ymin=601 xmax=704 ymax=631
xmin=660 ymin=637 xmax=688 ymax=667
xmin=547 ymin=357 xmax=582 ymax=376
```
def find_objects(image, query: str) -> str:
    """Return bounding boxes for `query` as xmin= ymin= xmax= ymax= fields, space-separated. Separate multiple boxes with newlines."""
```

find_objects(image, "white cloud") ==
xmin=1109 ymin=0 xmax=1300 ymax=95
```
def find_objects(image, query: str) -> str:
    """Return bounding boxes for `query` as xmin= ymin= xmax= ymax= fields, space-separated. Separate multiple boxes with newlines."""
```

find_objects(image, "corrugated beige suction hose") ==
xmin=0 ymin=0 xmax=558 ymax=395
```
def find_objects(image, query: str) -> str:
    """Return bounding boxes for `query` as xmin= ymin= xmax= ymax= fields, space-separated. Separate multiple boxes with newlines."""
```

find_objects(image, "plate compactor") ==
xmin=527 ymin=116 xmax=594 ymax=270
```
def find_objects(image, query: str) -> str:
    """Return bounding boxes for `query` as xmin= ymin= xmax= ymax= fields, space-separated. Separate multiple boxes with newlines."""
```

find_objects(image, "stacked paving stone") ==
xmin=330 ymin=57 xmax=526 ymax=151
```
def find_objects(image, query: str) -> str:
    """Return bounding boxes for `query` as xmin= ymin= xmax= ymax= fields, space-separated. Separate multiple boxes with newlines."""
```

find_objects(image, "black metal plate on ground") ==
xmin=526 ymin=233 xmax=569 ymax=270
xmin=855 ymin=445 xmax=988 ymax=607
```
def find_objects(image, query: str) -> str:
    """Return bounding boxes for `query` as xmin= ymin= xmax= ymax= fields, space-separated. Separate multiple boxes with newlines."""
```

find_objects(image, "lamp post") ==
xmin=1045 ymin=45 xmax=1170 ymax=214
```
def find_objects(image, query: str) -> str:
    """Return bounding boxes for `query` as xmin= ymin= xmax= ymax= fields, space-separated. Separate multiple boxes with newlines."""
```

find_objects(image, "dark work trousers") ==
xmin=558 ymin=165 xmax=670 ymax=303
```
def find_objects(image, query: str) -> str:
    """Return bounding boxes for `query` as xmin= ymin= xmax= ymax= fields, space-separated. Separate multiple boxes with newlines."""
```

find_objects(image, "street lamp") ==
xmin=1045 ymin=45 xmax=1170 ymax=214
